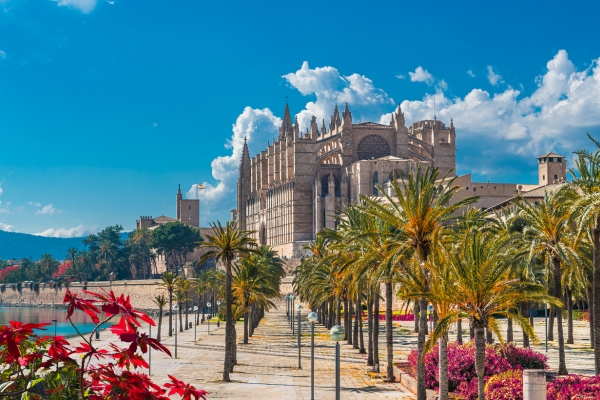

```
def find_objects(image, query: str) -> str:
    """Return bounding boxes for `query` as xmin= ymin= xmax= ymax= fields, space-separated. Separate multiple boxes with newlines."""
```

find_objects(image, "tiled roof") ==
xmin=537 ymin=152 xmax=565 ymax=158
xmin=154 ymin=215 xmax=176 ymax=223
xmin=521 ymin=183 xmax=564 ymax=198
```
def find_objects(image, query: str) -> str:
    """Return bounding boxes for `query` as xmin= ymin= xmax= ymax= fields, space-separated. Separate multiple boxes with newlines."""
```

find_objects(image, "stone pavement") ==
xmin=92 ymin=310 xmax=415 ymax=399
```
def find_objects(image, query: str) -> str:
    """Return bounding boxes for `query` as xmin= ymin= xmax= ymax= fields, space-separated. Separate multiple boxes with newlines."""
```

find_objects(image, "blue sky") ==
xmin=1 ymin=0 xmax=600 ymax=237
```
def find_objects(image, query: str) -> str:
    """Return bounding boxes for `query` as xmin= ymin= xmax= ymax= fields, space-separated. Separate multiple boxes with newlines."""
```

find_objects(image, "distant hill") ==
xmin=0 ymin=231 xmax=129 ymax=261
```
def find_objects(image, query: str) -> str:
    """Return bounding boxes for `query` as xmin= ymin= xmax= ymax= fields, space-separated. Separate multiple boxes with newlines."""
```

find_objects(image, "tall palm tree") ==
xmin=197 ymin=221 xmax=258 ymax=382
xmin=430 ymin=228 xmax=560 ymax=400
xmin=518 ymin=191 xmax=577 ymax=375
xmin=362 ymin=165 xmax=477 ymax=394
xmin=566 ymin=137 xmax=600 ymax=371
xmin=175 ymin=287 xmax=187 ymax=332
xmin=153 ymin=294 xmax=167 ymax=342
xmin=161 ymin=272 xmax=180 ymax=336
xmin=132 ymin=227 xmax=154 ymax=279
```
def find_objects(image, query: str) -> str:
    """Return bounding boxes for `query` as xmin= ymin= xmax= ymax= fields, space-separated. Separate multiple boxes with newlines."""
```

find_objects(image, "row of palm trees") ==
xmin=292 ymin=136 xmax=600 ymax=400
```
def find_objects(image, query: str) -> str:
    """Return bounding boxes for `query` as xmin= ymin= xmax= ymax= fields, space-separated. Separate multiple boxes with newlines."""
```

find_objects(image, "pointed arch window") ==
xmin=373 ymin=171 xmax=379 ymax=196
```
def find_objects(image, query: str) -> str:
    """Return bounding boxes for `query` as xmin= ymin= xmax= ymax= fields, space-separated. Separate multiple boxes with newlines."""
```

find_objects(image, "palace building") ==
xmin=234 ymin=103 xmax=566 ymax=259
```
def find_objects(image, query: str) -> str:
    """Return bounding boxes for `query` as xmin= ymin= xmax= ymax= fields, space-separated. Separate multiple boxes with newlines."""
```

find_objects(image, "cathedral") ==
xmin=234 ymin=103 xmax=458 ymax=258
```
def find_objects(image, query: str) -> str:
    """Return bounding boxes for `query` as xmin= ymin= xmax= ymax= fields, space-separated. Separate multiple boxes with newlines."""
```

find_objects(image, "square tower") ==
xmin=537 ymin=152 xmax=566 ymax=185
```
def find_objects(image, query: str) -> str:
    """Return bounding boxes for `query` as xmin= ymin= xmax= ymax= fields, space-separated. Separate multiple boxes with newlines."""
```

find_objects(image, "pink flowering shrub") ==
xmin=378 ymin=313 xmax=415 ymax=321
xmin=485 ymin=370 xmax=523 ymax=400
xmin=407 ymin=342 xmax=547 ymax=397
xmin=547 ymin=375 xmax=600 ymax=399
xmin=53 ymin=260 xmax=73 ymax=278
xmin=0 ymin=265 xmax=19 ymax=281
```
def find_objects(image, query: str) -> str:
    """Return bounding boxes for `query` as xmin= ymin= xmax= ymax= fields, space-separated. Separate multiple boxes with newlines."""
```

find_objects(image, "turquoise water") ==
xmin=0 ymin=306 xmax=103 ymax=337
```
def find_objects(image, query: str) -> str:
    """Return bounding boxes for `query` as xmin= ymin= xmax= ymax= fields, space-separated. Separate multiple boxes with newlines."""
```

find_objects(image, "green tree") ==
xmin=160 ymin=271 xmax=180 ymax=336
xmin=154 ymin=222 xmax=202 ymax=276
xmin=197 ymin=221 xmax=258 ymax=382
xmin=153 ymin=294 xmax=167 ymax=342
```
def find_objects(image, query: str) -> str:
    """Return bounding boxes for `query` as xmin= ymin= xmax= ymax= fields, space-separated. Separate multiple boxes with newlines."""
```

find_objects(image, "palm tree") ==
xmin=132 ymin=228 xmax=154 ymax=279
xmin=177 ymin=278 xmax=192 ymax=330
xmin=430 ymin=228 xmax=560 ymax=400
xmin=566 ymin=137 xmax=600 ymax=371
xmin=362 ymin=165 xmax=477 ymax=394
xmin=518 ymin=190 xmax=577 ymax=375
xmin=175 ymin=287 xmax=187 ymax=332
xmin=153 ymin=294 xmax=167 ymax=342
xmin=161 ymin=272 xmax=180 ymax=336
xmin=197 ymin=221 xmax=258 ymax=382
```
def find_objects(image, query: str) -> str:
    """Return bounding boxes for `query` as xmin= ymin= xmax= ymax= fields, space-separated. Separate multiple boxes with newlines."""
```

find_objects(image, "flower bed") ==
xmin=406 ymin=342 xmax=547 ymax=399
xmin=547 ymin=374 xmax=600 ymax=399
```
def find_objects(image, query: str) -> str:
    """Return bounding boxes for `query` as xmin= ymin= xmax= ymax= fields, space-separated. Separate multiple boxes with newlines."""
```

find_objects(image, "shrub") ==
xmin=379 ymin=313 xmax=415 ymax=321
xmin=547 ymin=375 xmax=600 ymax=400
xmin=33 ymin=282 xmax=40 ymax=295
xmin=485 ymin=370 xmax=523 ymax=400
xmin=16 ymin=282 xmax=22 ymax=293
xmin=407 ymin=341 xmax=547 ymax=397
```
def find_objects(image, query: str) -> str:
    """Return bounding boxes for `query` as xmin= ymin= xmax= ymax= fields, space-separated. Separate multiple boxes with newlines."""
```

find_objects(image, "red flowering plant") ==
xmin=0 ymin=288 xmax=208 ymax=400
xmin=52 ymin=260 xmax=73 ymax=278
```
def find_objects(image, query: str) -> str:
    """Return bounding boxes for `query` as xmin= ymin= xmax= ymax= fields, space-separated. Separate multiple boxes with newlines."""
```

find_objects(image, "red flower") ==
xmin=0 ymin=321 xmax=51 ymax=362
xmin=63 ymin=289 xmax=100 ymax=324
xmin=85 ymin=289 xmax=154 ymax=327
xmin=164 ymin=375 xmax=209 ymax=400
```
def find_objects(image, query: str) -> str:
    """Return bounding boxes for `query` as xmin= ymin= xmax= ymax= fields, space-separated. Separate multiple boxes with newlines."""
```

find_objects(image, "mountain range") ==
xmin=0 ymin=230 xmax=87 ymax=261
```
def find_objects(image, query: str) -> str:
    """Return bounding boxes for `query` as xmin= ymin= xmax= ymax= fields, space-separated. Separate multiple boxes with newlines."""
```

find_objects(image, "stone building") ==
xmin=136 ymin=185 xmax=200 ymax=230
xmin=235 ymin=103 xmax=457 ymax=258
xmin=235 ymin=103 xmax=569 ymax=260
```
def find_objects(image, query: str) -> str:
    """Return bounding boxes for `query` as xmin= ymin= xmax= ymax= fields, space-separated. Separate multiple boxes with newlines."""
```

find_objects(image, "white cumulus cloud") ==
xmin=487 ymin=66 xmax=503 ymax=86
xmin=0 ymin=50 xmax=6 ymax=59
xmin=409 ymin=66 xmax=434 ymax=85
xmin=52 ymin=0 xmax=97 ymax=13
xmin=467 ymin=70 xmax=475 ymax=78
xmin=36 ymin=204 xmax=57 ymax=215
xmin=0 ymin=222 xmax=15 ymax=232
xmin=35 ymin=224 xmax=91 ymax=238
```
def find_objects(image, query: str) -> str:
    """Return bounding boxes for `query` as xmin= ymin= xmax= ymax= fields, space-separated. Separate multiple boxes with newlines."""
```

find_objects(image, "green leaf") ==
xmin=0 ymin=382 xmax=13 ymax=393
xmin=27 ymin=378 xmax=44 ymax=390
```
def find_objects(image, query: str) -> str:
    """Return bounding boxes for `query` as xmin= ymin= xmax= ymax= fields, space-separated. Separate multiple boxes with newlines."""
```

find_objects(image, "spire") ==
xmin=279 ymin=103 xmax=294 ymax=138
xmin=321 ymin=119 xmax=326 ymax=136
xmin=342 ymin=103 xmax=352 ymax=129
xmin=239 ymin=137 xmax=250 ymax=171
xmin=294 ymin=116 xmax=299 ymax=138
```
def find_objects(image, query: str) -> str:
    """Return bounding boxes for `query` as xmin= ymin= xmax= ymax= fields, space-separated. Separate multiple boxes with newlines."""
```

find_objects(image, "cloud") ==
xmin=35 ymin=224 xmax=91 ymax=238
xmin=487 ymin=66 xmax=503 ymax=86
xmin=28 ymin=201 xmax=41 ymax=207
xmin=396 ymin=74 xmax=406 ymax=79
xmin=0 ymin=50 xmax=5 ymax=59
xmin=0 ymin=222 xmax=15 ymax=232
xmin=52 ymin=0 xmax=97 ymax=13
xmin=467 ymin=70 xmax=475 ymax=78
xmin=409 ymin=66 xmax=434 ymax=85
xmin=0 ymin=201 xmax=10 ymax=214
xmin=394 ymin=50 xmax=600 ymax=166
xmin=186 ymin=107 xmax=281 ymax=222
xmin=36 ymin=204 xmax=57 ymax=215
xmin=0 ymin=184 xmax=3 ymax=196
xmin=282 ymin=61 xmax=394 ymax=132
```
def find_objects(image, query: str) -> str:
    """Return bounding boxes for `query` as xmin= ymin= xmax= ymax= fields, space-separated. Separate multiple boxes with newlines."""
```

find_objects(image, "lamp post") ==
xmin=217 ymin=301 xmax=221 ymax=328
xmin=291 ymin=295 xmax=296 ymax=332
xmin=173 ymin=304 xmax=179 ymax=359
xmin=296 ymin=303 xmax=303 ymax=369
xmin=207 ymin=302 xmax=212 ymax=334
xmin=329 ymin=325 xmax=344 ymax=400
xmin=308 ymin=312 xmax=318 ymax=400
xmin=149 ymin=323 xmax=152 ymax=376
xmin=52 ymin=319 xmax=57 ymax=337
xmin=109 ymin=272 xmax=115 ymax=290
xmin=545 ymin=302 xmax=548 ymax=352
xmin=193 ymin=306 xmax=198 ymax=341
xmin=286 ymin=295 xmax=290 ymax=319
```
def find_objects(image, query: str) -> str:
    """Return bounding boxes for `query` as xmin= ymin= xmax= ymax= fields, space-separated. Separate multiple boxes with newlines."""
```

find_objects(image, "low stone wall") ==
xmin=0 ymin=280 xmax=166 ymax=310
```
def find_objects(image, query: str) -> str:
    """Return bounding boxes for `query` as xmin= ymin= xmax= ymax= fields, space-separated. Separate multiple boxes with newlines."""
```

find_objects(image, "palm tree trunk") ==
xmin=595 ymin=216 xmax=600 ymax=374
xmin=367 ymin=294 xmax=374 ymax=366
xmin=456 ymin=318 xmax=463 ymax=345
xmin=486 ymin=327 xmax=493 ymax=344
xmin=474 ymin=323 xmax=485 ymax=400
xmin=224 ymin=264 xmax=234 ymax=382
xmin=353 ymin=295 xmax=359 ymax=350
xmin=385 ymin=281 xmax=396 ymax=382
xmin=520 ymin=303 xmax=530 ymax=348
xmin=549 ymin=304 xmax=555 ymax=341
xmin=566 ymin=288 xmax=574 ymax=344
xmin=507 ymin=316 xmax=513 ymax=343
xmin=179 ymin=305 xmax=183 ymax=332
xmin=185 ymin=303 xmax=189 ymax=330
xmin=417 ymin=297 xmax=428 ymax=399
xmin=336 ymin=297 xmax=342 ymax=327
xmin=359 ymin=298 xmax=366 ymax=355
xmin=243 ymin=299 xmax=249 ymax=344
xmin=248 ymin=306 xmax=254 ymax=337
xmin=552 ymin=257 xmax=568 ymax=375
xmin=414 ymin=301 xmax=419 ymax=333
xmin=588 ymin=286 xmax=594 ymax=349
xmin=439 ymin=332 xmax=449 ymax=400
xmin=169 ymin=290 xmax=173 ymax=336
xmin=345 ymin=297 xmax=351 ymax=344
xmin=157 ymin=309 xmax=163 ymax=342
xmin=373 ymin=290 xmax=380 ymax=373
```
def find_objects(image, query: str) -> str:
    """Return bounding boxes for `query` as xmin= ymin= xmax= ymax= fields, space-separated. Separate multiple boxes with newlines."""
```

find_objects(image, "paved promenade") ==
xmin=93 ymin=310 xmax=415 ymax=399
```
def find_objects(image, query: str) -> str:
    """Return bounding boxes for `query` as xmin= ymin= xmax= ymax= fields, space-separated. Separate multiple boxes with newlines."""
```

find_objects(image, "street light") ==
xmin=217 ymin=301 xmax=221 ymax=328
xmin=52 ymin=319 xmax=57 ymax=337
xmin=330 ymin=325 xmax=344 ymax=400
xmin=193 ymin=306 xmax=198 ymax=341
xmin=207 ymin=302 xmax=212 ymax=334
xmin=148 ymin=323 xmax=152 ymax=376
xmin=286 ymin=295 xmax=290 ymax=319
xmin=296 ymin=303 xmax=303 ymax=369
xmin=173 ymin=304 xmax=179 ymax=358
xmin=308 ymin=312 xmax=318 ymax=400
xmin=290 ymin=295 xmax=296 ymax=332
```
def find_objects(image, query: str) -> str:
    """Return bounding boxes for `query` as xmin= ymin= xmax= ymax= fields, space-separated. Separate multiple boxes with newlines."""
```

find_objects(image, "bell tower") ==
xmin=537 ymin=152 xmax=566 ymax=185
